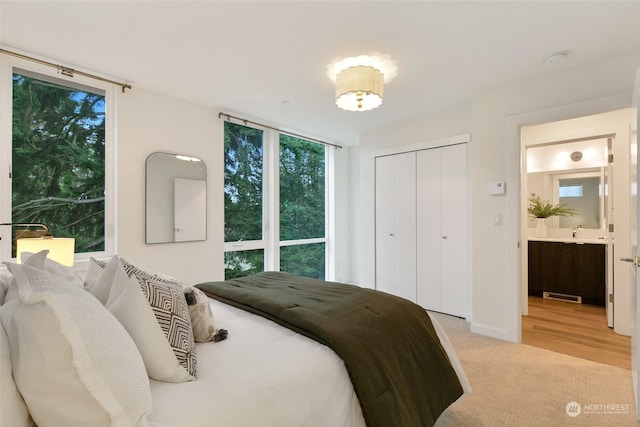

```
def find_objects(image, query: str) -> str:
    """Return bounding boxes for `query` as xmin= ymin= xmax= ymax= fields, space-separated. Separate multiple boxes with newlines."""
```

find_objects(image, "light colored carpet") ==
xmin=432 ymin=312 xmax=638 ymax=426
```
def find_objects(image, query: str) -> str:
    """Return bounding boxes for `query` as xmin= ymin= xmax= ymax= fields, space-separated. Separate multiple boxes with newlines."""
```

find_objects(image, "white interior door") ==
xmin=416 ymin=144 xmax=469 ymax=317
xmin=416 ymin=148 xmax=442 ymax=311
xmin=440 ymin=144 xmax=469 ymax=317
xmin=174 ymin=178 xmax=207 ymax=242
xmin=375 ymin=152 xmax=417 ymax=301
xmin=375 ymin=156 xmax=396 ymax=295
xmin=630 ymin=68 xmax=640 ymax=420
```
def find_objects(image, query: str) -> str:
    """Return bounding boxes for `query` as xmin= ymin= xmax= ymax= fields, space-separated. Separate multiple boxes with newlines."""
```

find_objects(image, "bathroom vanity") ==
xmin=528 ymin=238 xmax=606 ymax=306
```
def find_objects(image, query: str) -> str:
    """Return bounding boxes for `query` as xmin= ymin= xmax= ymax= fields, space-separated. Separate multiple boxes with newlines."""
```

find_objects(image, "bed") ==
xmin=1 ymin=254 xmax=469 ymax=427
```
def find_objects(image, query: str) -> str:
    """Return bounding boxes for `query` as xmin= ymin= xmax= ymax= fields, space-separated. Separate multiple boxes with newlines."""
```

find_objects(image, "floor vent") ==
xmin=543 ymin=292 xmax=582 ymax=304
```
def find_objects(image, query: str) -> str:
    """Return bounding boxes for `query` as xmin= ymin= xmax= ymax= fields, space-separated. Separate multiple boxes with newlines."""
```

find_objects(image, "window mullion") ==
xmin=263 ymin=129 xmax=280 ymax=271
xmin=224 ymin=239 xmax=266 ymax=252
xmin=0 ymin=60 xmax=12 ymax=261
xmin=325 ymin=147 xmax=335 ymax=280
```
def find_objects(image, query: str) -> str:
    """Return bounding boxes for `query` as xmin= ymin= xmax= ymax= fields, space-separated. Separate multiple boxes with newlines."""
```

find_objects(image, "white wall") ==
xmin=353 ymin=50 xmax=640 ymax=340
xmin=472 ymin=52 xmax=639 ymax=339
xmin=356 ymin=106 xmax=473 ymax=288
xmin=116 ymin=87 xmax=224 ymax=285
xmin=116 ymin=87 xmax=355 ymax=286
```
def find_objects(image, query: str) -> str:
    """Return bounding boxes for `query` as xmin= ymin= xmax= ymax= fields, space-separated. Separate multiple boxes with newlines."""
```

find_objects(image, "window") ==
xmin=559 ymin=185 xmax=583 ymax=198
xmin=224 ymin=121 xmax=332 ymax=280
xmin=279 ymin=134 xmax=326 ymax=278
xmin=1 ymin=61 xmax=115 ymax=262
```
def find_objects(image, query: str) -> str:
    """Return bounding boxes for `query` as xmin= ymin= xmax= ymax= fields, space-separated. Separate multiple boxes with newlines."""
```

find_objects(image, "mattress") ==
xmin=147 ymin=298 xmax=366 ymax=427
xmin=147 ymin=298 xmax=469 ymax=427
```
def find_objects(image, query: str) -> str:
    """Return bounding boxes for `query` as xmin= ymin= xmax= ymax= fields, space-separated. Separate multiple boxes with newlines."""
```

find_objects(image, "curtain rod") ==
xmin=219 ymin=112 xmax=343 ymax=149
xmin=0 ymin=48 xmax=132 ymax=93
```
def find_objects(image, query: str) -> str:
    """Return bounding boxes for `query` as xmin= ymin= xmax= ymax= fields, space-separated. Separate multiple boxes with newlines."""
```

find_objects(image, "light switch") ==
xmin=493 ymin=214 xmax=502 ymax=226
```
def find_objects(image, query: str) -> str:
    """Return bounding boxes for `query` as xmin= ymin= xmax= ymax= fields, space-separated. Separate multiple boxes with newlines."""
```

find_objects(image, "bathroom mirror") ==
xmin=555 ymin=171 xmax=603 ymax=229
xmin=527 ymin=138 xmax=608 ymax=231
xmin=146 ymin=152 xmax=207 ymax=244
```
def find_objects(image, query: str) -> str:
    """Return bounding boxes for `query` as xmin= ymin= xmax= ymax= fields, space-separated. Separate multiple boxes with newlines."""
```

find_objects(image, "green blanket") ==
xmin=196 ymin=272 xmax=463 ymax=427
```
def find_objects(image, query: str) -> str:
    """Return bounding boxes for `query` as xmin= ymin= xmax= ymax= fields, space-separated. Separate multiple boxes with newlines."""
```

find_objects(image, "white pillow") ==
xmin=20 ymin=250 xmax=83 ymax=288
xmin=0 ymin=270 xmax=11 ymax=305
xmin=85 ymin=256 xmax=195 ymax=382
xmin=0 ymin=262 xmax=152 ymax=427
xmin=0 ymin=323 xmax=33 ymax=427
xmin=4 ymin=250 xmax=84 ymax=304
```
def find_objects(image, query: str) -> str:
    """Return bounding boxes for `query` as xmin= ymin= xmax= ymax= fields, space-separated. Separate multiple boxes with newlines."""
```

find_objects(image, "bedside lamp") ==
xmin=0 ymin=223 xmax=76 ymax=266
xmin=17 ymin=236 xmax=76 ymax=266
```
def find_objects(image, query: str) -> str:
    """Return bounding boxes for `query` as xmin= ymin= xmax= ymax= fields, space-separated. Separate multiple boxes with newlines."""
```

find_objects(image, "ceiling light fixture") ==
xmin=335 ymin=65 xmax=384 ymax=111
xmin=327 ymin=53 xmax=397 ymax=112
xmin=570 ymin=151 xmax=583 ymax=162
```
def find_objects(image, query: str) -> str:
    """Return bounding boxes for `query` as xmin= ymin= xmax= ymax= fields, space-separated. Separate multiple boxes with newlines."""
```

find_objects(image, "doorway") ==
xmin=519 ymin=108 xmax=635 ymax=367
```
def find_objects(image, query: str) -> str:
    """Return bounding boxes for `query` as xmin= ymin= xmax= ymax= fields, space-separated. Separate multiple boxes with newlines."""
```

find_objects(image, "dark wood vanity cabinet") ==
xmin=528 ymin=240 xmax=606 ymax=306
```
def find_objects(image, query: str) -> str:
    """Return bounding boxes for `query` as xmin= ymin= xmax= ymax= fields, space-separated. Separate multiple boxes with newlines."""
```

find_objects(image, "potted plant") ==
xmin=528 ymin=194 xmax=577 ymax=237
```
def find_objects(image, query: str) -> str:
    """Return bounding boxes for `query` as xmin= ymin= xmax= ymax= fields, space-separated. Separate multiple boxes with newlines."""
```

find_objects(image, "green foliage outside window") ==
xmin=279 ymin=135 xmax=325 ymax=241
xmin=223 ymin=123 xmax=326 ymax=280
xmin=224 ymin=250 xmax=264 ymax=280
xmin=279 ymin=135 xmax=325 ymax=279
xmin=11 ymin=73 xmax=106 ymax=254
xmin=224 ymin=122 xmax=263 ymax=242
xmin=280 ymin=243 xmax=325 ymax=280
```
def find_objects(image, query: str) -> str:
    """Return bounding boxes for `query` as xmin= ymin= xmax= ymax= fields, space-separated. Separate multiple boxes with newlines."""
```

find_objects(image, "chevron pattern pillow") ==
xmin=92 ymin=258 xmax=197 ymax=379
xmin=135 ymin=274 xmax=197 ymax=377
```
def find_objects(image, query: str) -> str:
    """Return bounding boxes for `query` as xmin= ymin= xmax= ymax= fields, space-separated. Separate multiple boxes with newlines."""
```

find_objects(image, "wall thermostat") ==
xmin=488 ymin=181 xmax=506 ymax=195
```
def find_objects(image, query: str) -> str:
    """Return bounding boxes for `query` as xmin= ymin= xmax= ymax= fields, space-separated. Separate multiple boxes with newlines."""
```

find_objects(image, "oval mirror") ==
xmin=145 ymin=152 xmax=207 ymax=243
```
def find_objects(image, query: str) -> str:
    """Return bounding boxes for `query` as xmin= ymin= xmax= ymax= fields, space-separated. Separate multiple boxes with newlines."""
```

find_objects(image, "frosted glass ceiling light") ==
xmin=335 ymin=65 xmax=384 ymax=111
xmin=328 ymin=53 xmax=397 ymax=112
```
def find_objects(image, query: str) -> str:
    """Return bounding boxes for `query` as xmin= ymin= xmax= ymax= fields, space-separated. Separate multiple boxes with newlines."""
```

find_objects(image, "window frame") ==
xmin=223 ymin=121 xmax=335 ymax=279
xmin=0 ymin=55 xmax=117 ymax=266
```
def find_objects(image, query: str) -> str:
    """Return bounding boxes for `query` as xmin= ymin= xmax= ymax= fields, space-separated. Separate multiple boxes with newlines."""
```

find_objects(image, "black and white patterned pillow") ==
xmin=93 ymin=258 xmax=197 ymax=378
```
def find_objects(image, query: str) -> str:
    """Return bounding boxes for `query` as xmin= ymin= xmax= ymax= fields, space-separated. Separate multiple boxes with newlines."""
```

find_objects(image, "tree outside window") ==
xmin=11 ymin=71 xmax=106 ymax=255
xmin=223 ymin=122 xmax=328 ymax=280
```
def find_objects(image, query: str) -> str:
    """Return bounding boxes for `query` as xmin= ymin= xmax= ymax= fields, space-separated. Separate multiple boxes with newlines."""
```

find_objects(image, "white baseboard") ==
xmin=470 ymin=322 xmax=513 ymax=342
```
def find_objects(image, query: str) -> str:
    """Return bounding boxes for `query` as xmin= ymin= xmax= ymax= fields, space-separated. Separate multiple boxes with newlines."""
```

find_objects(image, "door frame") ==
xmin=504 ymin=93 xmax=632 ymax=343
xmin=630 ymin=67 xmax=639 ymax=421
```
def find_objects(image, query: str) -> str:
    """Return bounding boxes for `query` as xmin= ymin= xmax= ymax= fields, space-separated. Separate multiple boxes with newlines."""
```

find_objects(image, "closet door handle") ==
xmin=442 ymin=236 xmax=447 ymax=239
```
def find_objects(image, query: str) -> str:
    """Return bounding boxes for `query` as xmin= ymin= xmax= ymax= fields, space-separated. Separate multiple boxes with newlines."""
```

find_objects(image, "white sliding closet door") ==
xmin=416 ymin=149 xmax=441 ymax=310
xmin=375 ymin=152 xmax=417 ymax=302
xmin=417 ymin=144 xmax=468 ymax=317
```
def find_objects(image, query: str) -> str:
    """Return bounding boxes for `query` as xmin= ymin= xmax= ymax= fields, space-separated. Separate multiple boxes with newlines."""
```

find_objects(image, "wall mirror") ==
xmin=527 ymin=137 xmax=608 ymax=231
xmin=146 ymin=152 xmax=207 ymax=243
xmin=554 ymin=170 xmax=604 ymax=229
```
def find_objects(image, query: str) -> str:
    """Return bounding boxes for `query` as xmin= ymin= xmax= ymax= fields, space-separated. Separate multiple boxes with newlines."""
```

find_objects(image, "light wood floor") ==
xmin=522 ymin=296 xmax=631 ymax=370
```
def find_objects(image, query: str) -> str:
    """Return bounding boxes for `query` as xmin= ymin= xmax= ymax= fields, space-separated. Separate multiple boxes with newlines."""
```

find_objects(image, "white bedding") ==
xmin=148 ymin=299 xmax=470 ymax=427
xmin=148 ymin=298 xmax=366 ymax=427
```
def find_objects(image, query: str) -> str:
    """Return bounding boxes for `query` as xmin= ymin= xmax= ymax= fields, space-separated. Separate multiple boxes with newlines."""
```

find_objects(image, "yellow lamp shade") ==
xmin=17 ymin=237 xmax=76 ymax=266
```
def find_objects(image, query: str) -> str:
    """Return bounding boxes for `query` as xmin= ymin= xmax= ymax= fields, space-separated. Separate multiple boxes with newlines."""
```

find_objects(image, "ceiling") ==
xmin=2 ymin=1 xmax=640 ymax=146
